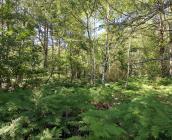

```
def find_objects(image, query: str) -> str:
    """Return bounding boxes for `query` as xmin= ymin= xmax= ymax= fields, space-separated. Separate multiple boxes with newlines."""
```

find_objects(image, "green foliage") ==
xmin=0 ymin=80 xmax=172 ymax=139
xmin=157 ymin=78 xmax=172 ymax=86
xmin=1 ymin=0 xmax=172 ymax=139
xmin=81 ymin=94 xmax=172 ymax=140
xmin=82 ymin=110 xmax=126 ymax=140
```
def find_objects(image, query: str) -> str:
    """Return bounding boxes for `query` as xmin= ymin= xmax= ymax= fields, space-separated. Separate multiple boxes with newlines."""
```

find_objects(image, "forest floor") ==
xmin=0 ymin=78 xmax=172 ymax=139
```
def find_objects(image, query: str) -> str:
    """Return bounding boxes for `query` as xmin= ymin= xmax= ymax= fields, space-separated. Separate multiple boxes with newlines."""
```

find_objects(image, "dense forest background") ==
xmin=0 ymin=0 xmax=172 ymax=140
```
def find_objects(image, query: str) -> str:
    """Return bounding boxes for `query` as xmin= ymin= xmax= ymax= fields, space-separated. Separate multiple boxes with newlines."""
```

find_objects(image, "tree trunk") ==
xmin=85 ymin=14 xmax=95 ymax=84
xmin=46 ymin=25 xmax=55 ymax=83
xmin=58 ymin=39 xmax=61 ymax=79
xmin=168 ymin=5 xmax=172 ymax=76
xmin=158 ymin=12 xmax=167 ymax=77
xmin=125 ymin=38 xmax=131 ymax=87
xmin=170 ymin=46 xmax=172 ymax=76
xmin=43 ymin=22 xmax=49 ymax=68
xmin=101 ymin=31 xmax=109 ymax=84
xmin=102 ymin=4 xmax=110 ymax=84
xmin=69 ymin=45 xmax=74 ymax=83
xmin=0 ymin=0 xmax=4 ymax=89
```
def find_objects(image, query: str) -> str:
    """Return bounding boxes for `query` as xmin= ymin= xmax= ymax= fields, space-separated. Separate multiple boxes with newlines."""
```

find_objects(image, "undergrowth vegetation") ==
xmin=0 ymin=78 xmax=172 ymax=140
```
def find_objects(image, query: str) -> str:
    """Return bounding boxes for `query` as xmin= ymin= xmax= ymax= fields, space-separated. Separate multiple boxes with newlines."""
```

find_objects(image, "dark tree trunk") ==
xmin=43 ymin=22 xmax=49 ymax=68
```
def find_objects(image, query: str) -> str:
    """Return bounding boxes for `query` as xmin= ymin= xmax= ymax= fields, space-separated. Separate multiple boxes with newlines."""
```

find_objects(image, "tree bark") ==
xmin=85 ymin=14 xmax=95 ymax=84
xmin=0 ymin=0 xmax=4 ymax=89
xmin=43 ymin=22 xmax=49 ymax=68
xmin=168 ymin=5 xmax=172 ymax=76
xmin=158 ymin=12 xmax=167 ymax=77
xmin=102 ymin=3 xmax=110 ymax=84
xmin=125 ymin=38 xmax=131 ymax=87
xmin=58 ymin=39 xmax=61 ymax=79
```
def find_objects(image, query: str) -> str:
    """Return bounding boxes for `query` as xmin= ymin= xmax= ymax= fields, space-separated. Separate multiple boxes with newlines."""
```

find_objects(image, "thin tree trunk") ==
xmin=86 ymin=14 xmax=94 ymax=84
xmin=170 ymin=45 xmax=172 ymax=76
xmin=102 ymin=4 xmax=110 ymax=84
xmin=101 ymin=31 xmax=109 ymax=84
xmin=169 ymin=5 xmax=172 ymax=76
xmin=46 ymin=25 xmax=55 ymax=83
xmin=0 ymin=0 xmax=4 ymax=89
xmin=44 ymin=22 xmax=49 ymax=68
xmin=92 ymin=14 xmax=97 ymax=84
xmin=125 ymin=38 xmax=131 ymax=87
xmin=69 ymin=45 xmax=74 ymax=83
xmin=58 ymin=39 xmax=61 ymax=79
